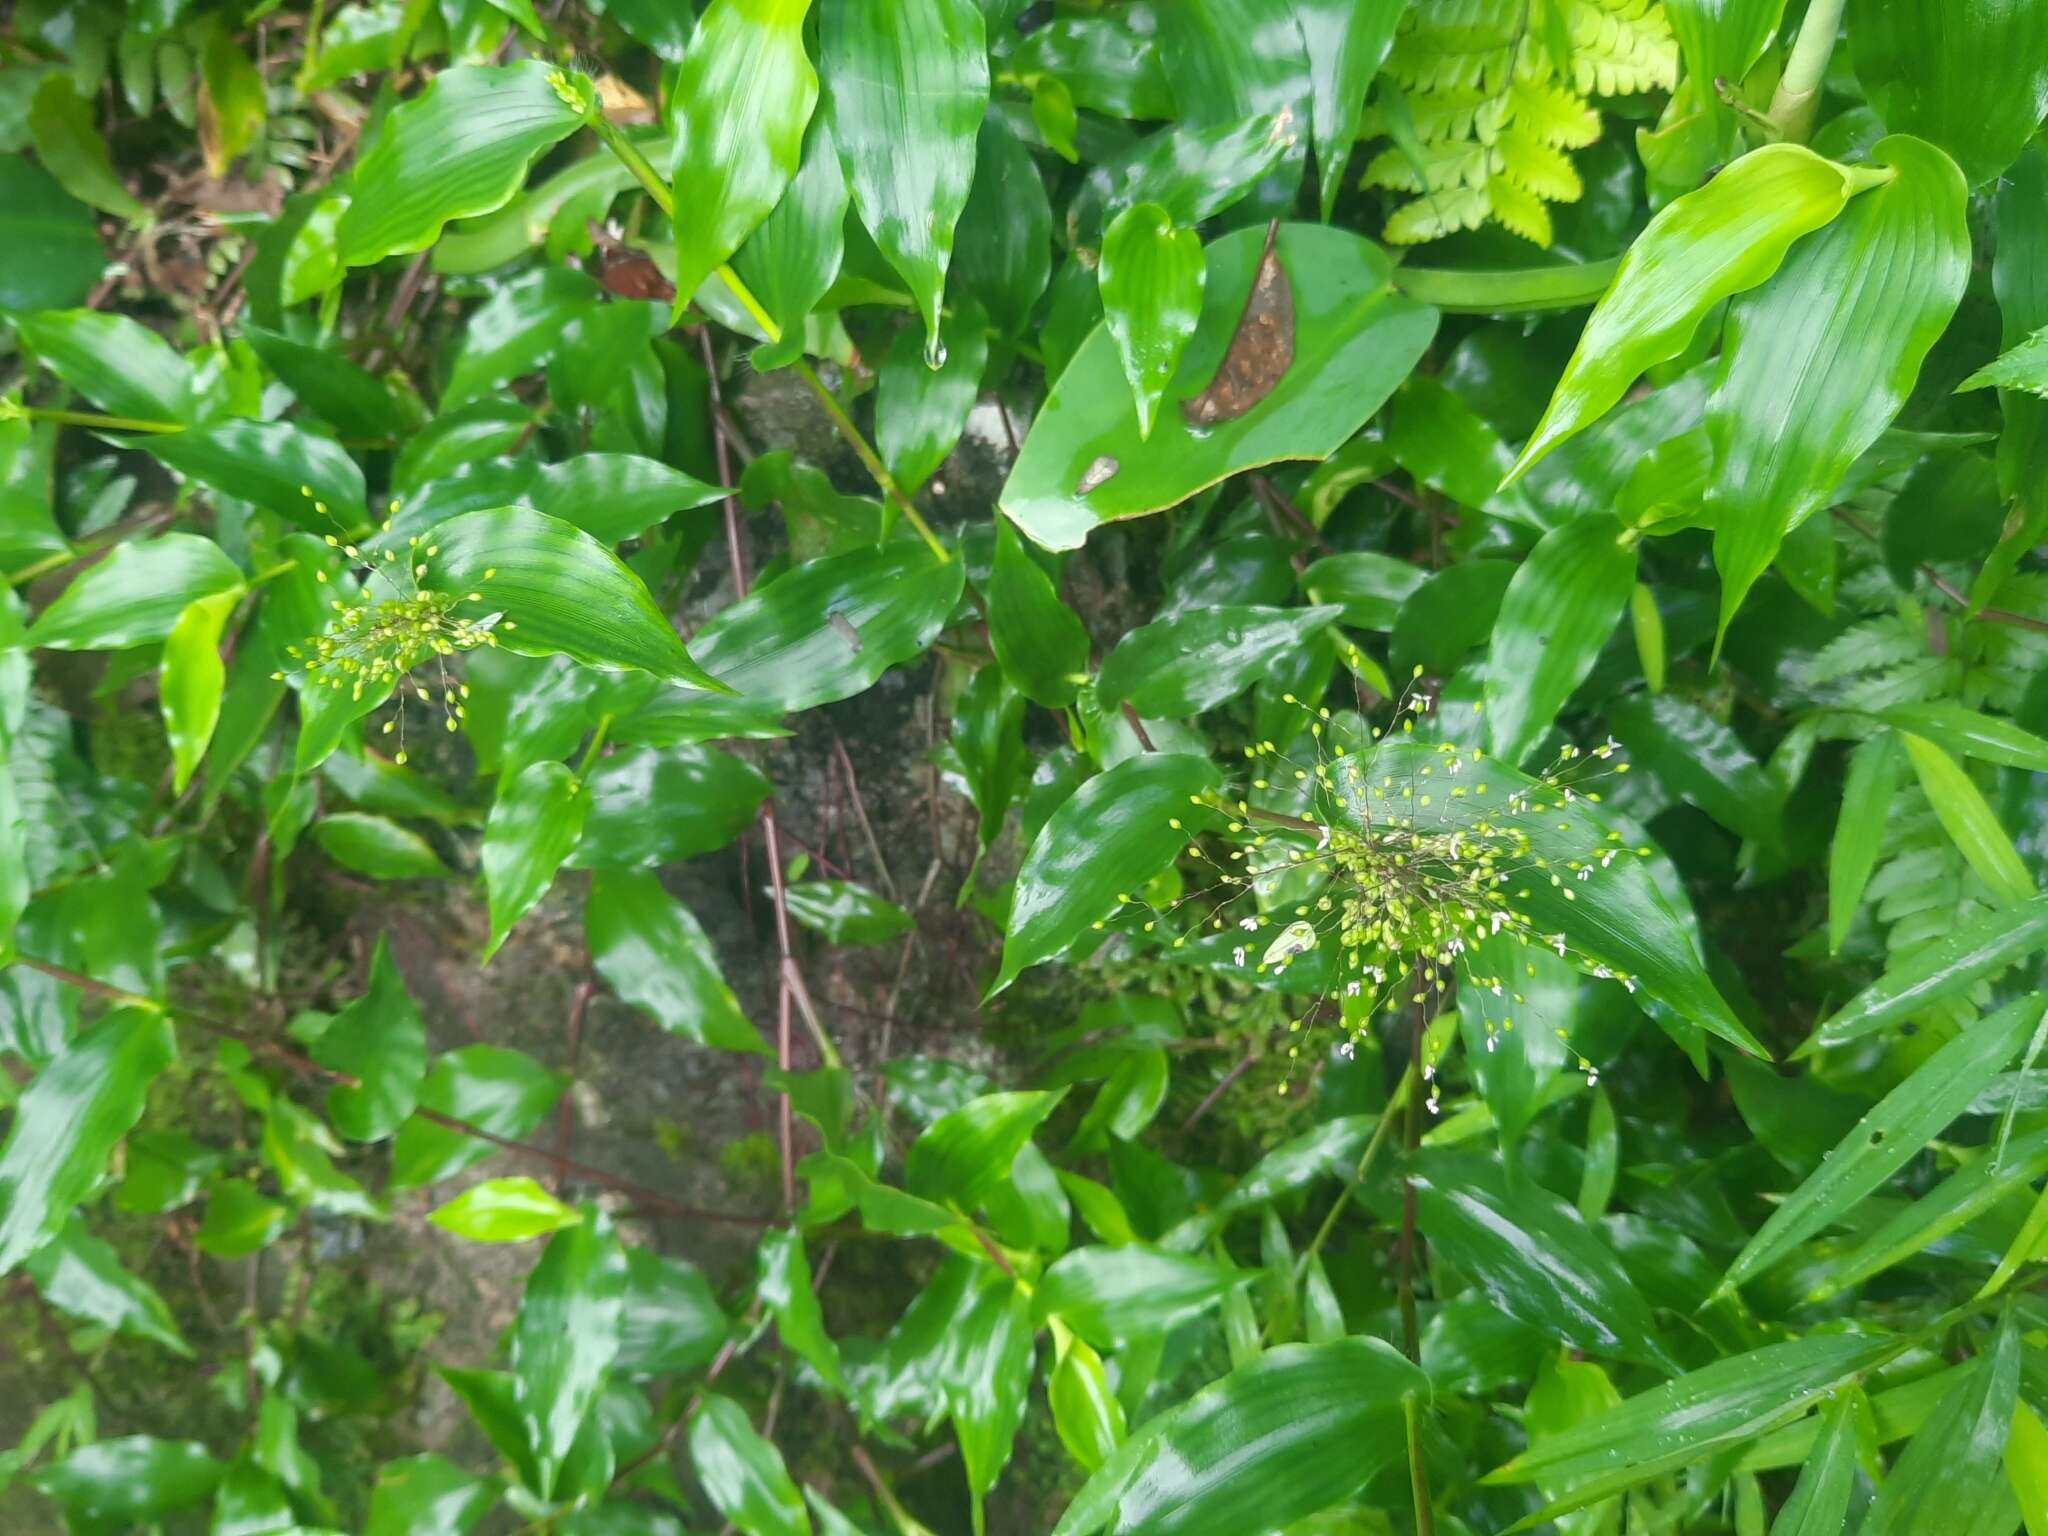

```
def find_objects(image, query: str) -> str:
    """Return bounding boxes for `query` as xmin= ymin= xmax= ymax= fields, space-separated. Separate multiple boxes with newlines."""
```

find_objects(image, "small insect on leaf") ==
xmin=828 ymin=612 xmax=864 ymax=653
xmin=1075 ymin=454 xmax=1120 ymax=495
xmin=1180 ymin=219 xmax=1294 ymax=429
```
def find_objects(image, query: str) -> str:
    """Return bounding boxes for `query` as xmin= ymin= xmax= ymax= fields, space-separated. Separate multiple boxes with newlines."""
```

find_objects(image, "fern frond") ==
xmin=1508 ymin=76 xmax=1602 ymax=147
xmin=1496 ymin=127 xmax=1582 ymax=199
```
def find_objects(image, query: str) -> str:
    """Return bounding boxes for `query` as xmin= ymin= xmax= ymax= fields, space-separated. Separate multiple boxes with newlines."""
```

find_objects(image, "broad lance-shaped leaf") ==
xmin=690 ymin=1394 xmax=813 ymax=1536
xmin=950 ymin=1274 xmax=1035 ymax=1522
xmin=1053 ymin=1339 xmax=1427 ymax=1536
xmin=26 ymin=534 xmax=243 ymax=651
xmin=1901 ymin=731 xmax=2034 ymax=905
xmin=993 ymin=752 xmax=1224 ymax=995
xmin=529 ymin=453 xmax=730 ymax=545
xmin=1859 ymin=1310 xmax=2020 ymax=1536
xmin=1484 ymin=515 xmax=1639 ymax=767
xmin=365 ymin=1454 xmax=498 ymax=1536
xmin=1095 ymin=604 xmax=1344 ymax=718
xmin=1707 ymin=136 xmax=1970 ymax=639
xmin=1805 ymin=894 xmax=2048 ymax=1050
xmin=0 ymin=1008 xmax=177 ymax=1274
xmin=1341 ymin=740 xmax=1761 ymax=1056
xmin=823 ymin=0 xmax=988 ymax=363
xmin=690 ymin=541 xmax=964 ymax=711
xmin=161 ymin=589 xmax=239 ymax=795
xmin=1400 ymin=1151 xmax=1675 ymax=1371
xmin=1033 ymin=1245 xmax=1244 ymax=1350
xmin=26 ymin=1219 xmax=191 ymax=1356
xmin=1294 ymin=0 xmax=1404 ymax=223
xmin=14 ymin=309 xmax=198 ymax=423
xmin=1829 ymin=732 xmax=1902 ymax=953
xmin=906 ymin=1090 xmax=1065 ymax=1209
xmin=757 ymin=1227 xmax=844 ymax=1392
xmin=586 ymin=869 xmax=768 ymax=1053
xmin=391 ymin=1046 xmax=568 ymax=1189
xmin=29 ymin=75 xmax=146 ymax=222
xmin=336 ymin=62 xmax=584 ymax=268
xmin=513 ymin=1209 xmax=626 ymax=1499
xmin=731 ymin=113 xmax=849 ymax=371
xmin=1484 ymin=1333 xmax=1907 ymax=1527
xmin=311 ymin=933 xmax=427 ymax=1142
xmin=670 ymin=0 xmax=818 ymax=311
xmin=987 ymin=517 xmax=1090 ymax=708
xmin=1505 ymin=145 xmax=1861 ymax=482
xmin=0 ymin=152 xmax=100 ymax=313
xmin=1849 ymin=0 xmax=2048 ymax=187
xmin=139 ymin=419 xmax=369 ymax=535
xmin=877 ymin=300 xmax=989 ymax=495
xmin=417 ymin=507 xmax=726 ymax=690
xmin=430 ymin=1177 xmax=584 ymax=1242
xmin=1003 ymin=223 xmax=1436 ymax=550
xmin=1768 ymin=1390 xmax=1861 ymax=1536
xmin=482 ymin=760 xmax=588 ymax=960
xmin=1100 ymin=203 xmax=1206 ymax=440
xmin=1718 ymin=995 xmax=2045 ymax=1297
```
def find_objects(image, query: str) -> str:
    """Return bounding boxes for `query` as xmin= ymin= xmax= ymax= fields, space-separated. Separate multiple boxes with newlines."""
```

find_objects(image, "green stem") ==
xmin=1764 ymin=0 xmax=1847 ymax=143
xmin=8 ymin=405 xmax=187 ymax=434
xmin=792 ymin=360 xmax=951 ymax=564
xmin=1390 ymin=258 xmax=1619 ymax=314
xmin=574 ymin=713 xmax=613 ymax=779
xmin=1405 ymin=1392 xmax=1436 ymax=1536
xmin=1299 ymin=1064 xmax=1414 ymax=1274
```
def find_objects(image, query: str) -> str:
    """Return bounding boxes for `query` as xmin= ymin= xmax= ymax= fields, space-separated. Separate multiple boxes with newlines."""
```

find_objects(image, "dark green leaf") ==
xmin=1484 ymin=515 xmax=1638 ymax=766
xmin=1033 ymin=1244 xmax=1242 ymax=1350
xmin=514 ymin=1210 xmax=626 ymax=1497
xmin=586 ymin=869 xmax=768 ymax=1053
xmin=311 ymin=812 xmax=453 ymax=880
xmin=570 ymin=744 xmax=769 ymax=870
xmin=366 ymin=1453 xmax=498 ymax=1536
xmin=621 ymin=1247 xmax=731 ymax=1378
xmin=1808 ymin=895 xmax=2048 ymax=1048
xmin=731 ymin=114 xmax=849 ymax=371
xmin=0 ymin=155 xmax=102 ymax=310
xmin=27 ymin=533 xmax=242 ymax=651
xmin=312 ymin=933 xmax=428 ymax=1141
xmin=689 ymin=1394 xmax=812 ymax=1536
xmin=32 ymin=1436 xmax=222 ymax=1524
xmin=987 ymin=516 xmax=1091 ymax=708
xmin=1767 ymin=1390 xmax=1860 ymax=1536
xmin=25 ymin=1217 xmax=191 ymax=1356
xmin=28 ymin=75 xmax=146 ymax=221
xmin=1294 ymin=0 xmax=1405 ymax=222
xmin=758 ymin=1226 xmax=844 ymax=1392
xmin=1098 ymin=605 xmax=1343 ymax=718
xmin=1859 ymin=1310 xmax=2020 ymax=1535
xmin=483 ymin=760 xmax=589 ymax=959
xmin=1849 ymin=0 xmax=2048 ymax=185
xmin=391 ymin=1045 xmax=568 ymax=1189
xmin=782 ymin=881 xmax=914 ymax=946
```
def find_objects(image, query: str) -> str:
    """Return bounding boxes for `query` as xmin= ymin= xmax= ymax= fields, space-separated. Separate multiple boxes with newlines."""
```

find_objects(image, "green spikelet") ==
xmin=1361 ymin=0 xmax=1678 ymax=247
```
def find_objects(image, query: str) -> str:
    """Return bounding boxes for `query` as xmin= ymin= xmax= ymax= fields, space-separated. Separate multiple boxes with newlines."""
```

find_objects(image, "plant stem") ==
xmin=1300 ymin=1064 xmax=1415 ymax=1273
xmin=1764 ymin=0 xmax=1847 ymax=143
xmin=7 ymin=404 xmax=186 ymax=434
xmin=1390 ymin=257 xmax=1619 ymax=314
xmin=1397 ymin=1003 xmax=1426 ymax=1363
xmin=792 ymin=360 xmax=951 ymax=563
xmin=1405 ymin=1391 xmax=1436 ymax=1536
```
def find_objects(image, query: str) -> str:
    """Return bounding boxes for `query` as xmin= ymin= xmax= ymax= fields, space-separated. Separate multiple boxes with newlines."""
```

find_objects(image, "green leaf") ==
xmin=161 ymin=588 xmax=239 ymax=794
xmin=906 ymin=1090 xmax=1065 ymax=1209
xmin=781 ymin=880 xmax=914 ymax=946
xmin=1405 ymin=1150 xmax=1675 ymax=1370
xmin=1768 ymin=1390 xmax=1861 ymax=1536
xmin=1607 ymin=693 xmax=1785 ymax=850
xmin=1877 ymin=705 xmax=2048 ymax=773
xmin=987 ymin=517 xmax=1090 ymax=708
xmin=758 ymin=1226 xmax=844 ymax=1392
xmin=27 ymin=533 xmax=242 ymax=651
xmin=823 ymin=0 xmax=988 ymax=362
xmin=955 ymin=664 xmax=1027 ymax=853
xmin=245 ymin=326 xmax=410 ymax=439
xmin=443 ymin=266 xmax=600 ymax=411
xmin=311 ymin=812 xmax=453 ymax=880
xmin=528 ymin=455 xmax=729 ymax=546
xmin=312 ymin=933 xmax=428 ymax=1140
xmin=878 ymin=303 xmax=990 ymax=496
xmin=336 ymin=62 xmax=585 ymax=268
xmin=1506 ymin=146 xmax=1859 ymax=481
xmin=431 ymin=1177 xmax=585 ymax=1242
xmin=1830 ymin=733 xmax=1902 ymax=953
xmin=1099 ymin=204 xmax=1206 ymax=441
xmin=391 ymin=1045 xmax=568 ymax=1189
xmin=1294 ymin=0 xmax=1405 ymax=223
xmin=1721 ymin=995 xmax=2044 ymax=1296
xmin=514 ymin=1210 xmax=626 ymax=1497
xmin=25 ymin=1218 xmax=191 ymax=1356
xmin=1812 ymin=1128 xmax=2048 ymax=1301
xmin=1485 ymin=1333 xmax=1906 ymax=1525
xmin=949 ymin=1274 xmax=1035 ymax=1514
xmin=690 ymin=541 xmax=965 ymax=710
xmin=198 ymin=29 xmax=265 ymax=178
xmin=483 ymin=760 xmax=588 ymax=960
xmin=1058 ymin=1339 xmax=1426 ymax=1536
xmin=2007 ymin=1403 xmax=2048 ymax=1536
xmin=1849 ymin=0 xmax=2048 ymax=186
xmin=586 ymin=868 xmax=768 ymax=1053
xmin=366 ymin=1453 xmax=498 ymax=1536
xmin=1860 ymin=1311 xmax=2020 ymax=1536
xmin=1033 ymin=1244 xmax=1243 ymax=1350
xmin=1484 ymin=515 xmax=1639 ymax=766
xmin=954 ymin=113 xmax=1053 ymax=339
xmin=0 ymin=1008 xmax=176 ymax=1275
xmin=417 ymin=507 xmax=725 ymax=689
xmin=621 ymin=1247 xmax=731 ymax=1377
xmin=731 ymin=114 xmax=849 ymax=371
xmin=0 ymin=155 xmax=102 ymax=311
xmin=197 ymin=1178 xmax=290 ymax=1258
xmin=1664 ymin=0 xmax=1787 ymax=141
xmin=28 ymin=74 xmax=146 ymax=221
xmin=1299 ymin=550 xmax=1425 ymax=631
xmin=993 ymin=752 xmax=1223 ymax=995
xmin=669 ymin=0 xmax=818 ymax=316
xmin=1050 ymin=1323 xmax=1126 ymax=1472
xmin=1458 ymin=934 xmax=1574 ymax=1155
xmin=689 ymin=1394 xmax=813 ymax=1536
xmin=1003 ymin=223 xmax=1436 ymax=550
xmin=1960 ymin=322 xmax=2048 ymax=399
xmin=31 ymin=1436 xmax=223 ymax=1525
xmin=1097 ymin=604 xmax=1343 ymax=718
xmin=1901 ymin=732 xmax=2035 ymax=904
xmin=570 ymin=744 xmax=769 ymax=870
xmin=1807 ymin=895 xmax=2048 ymax=1049
xmin=1707 ymin=137 xmax=1971 ymax=638
xmin=14 ymin=309 xmax=197 ymax=423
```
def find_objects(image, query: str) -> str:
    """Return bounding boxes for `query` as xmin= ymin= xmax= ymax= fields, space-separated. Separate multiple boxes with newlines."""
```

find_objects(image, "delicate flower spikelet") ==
xmin=273 ymin=507 xmax=497 ymax=763
xmin=1110 ymin=672 xmax=1647 ymax=1111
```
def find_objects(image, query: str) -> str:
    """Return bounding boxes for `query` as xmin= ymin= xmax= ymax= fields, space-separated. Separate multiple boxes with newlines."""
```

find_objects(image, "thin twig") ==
xmin=552 ymin=980 xmax=597 ymax=1194
xmin=1832 ymin=506 xmax=2048 ymax=635
xmin=830 ymin=736 xmax=899 ymax=900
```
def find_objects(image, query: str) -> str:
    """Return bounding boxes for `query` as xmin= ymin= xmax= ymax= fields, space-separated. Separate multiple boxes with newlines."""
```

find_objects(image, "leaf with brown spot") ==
xmin=1179 ymin=220 xmax=1294 ymax=429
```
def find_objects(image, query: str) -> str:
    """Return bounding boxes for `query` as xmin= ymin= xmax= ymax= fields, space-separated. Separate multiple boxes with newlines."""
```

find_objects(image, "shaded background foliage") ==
xmin=3 ymin=1 xmax=2048 ymax=1534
